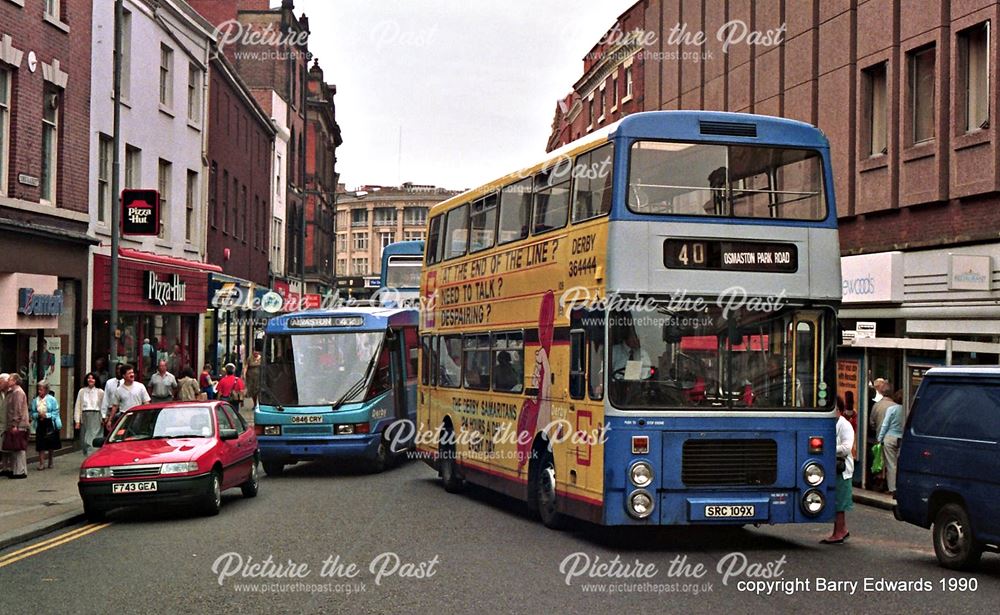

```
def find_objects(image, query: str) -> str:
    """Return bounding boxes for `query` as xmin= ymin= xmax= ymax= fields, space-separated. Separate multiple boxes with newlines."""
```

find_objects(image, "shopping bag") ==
xmin=871 ymin=442 xmax=884 ymax=473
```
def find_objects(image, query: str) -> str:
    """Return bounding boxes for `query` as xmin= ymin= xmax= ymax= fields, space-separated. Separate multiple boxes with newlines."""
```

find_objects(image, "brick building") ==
xmin=303 ymin=60 xmax=342 ymax=294
xmin=550 ymin=0 xmax=1000 ymax=455
xmin=1 ymin=0 xmax=95 ymax=435
xmin=335 ymin=183 xmax=461 ymax=295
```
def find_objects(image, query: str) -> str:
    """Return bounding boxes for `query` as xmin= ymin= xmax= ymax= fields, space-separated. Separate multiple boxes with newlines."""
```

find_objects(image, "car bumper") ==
xmin=257 ymin=434 xmax=380 ymax=461
xmin=78 ymin=473 xmax=214 ymax=510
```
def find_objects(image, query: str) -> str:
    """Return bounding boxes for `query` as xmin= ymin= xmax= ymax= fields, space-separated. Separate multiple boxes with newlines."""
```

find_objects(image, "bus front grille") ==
xmin=681 ymin=439 xmax=778 ymax=486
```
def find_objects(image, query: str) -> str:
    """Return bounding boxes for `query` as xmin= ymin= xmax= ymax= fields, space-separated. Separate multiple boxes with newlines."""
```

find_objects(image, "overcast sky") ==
xmin=297 ymin=0 xmax=638 ymax=191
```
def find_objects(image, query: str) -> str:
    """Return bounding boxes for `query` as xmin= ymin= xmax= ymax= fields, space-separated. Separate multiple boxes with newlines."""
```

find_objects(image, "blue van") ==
xmin=895 ymin=367 xmax=1000 ymax=570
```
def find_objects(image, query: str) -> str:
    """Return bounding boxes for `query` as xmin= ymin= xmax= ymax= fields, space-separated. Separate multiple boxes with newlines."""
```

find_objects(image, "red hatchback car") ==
xmin=78 ymin=401 xmax=259 ymax=520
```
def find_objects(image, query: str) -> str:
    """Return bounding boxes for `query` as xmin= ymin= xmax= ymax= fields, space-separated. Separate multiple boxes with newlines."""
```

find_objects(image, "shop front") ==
xmin=839 ymin=247 xmax=1000 ymax=488
xmin=92 ymin=252 xmax=212 ymax=384
xmin=206 ymin=273 xmax=273 ymax=376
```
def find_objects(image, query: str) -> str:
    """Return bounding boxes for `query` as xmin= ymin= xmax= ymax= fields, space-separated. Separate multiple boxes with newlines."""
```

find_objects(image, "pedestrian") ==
xmin=215 ymin=363 xmax=245 ymax=404
xmin=878 ymin=389 xmax=905 ymax=497
xmin=868 ymin=377 xmax=894 ymax=491
xmin=177 ymin=367 xmax=200 ymax=402
xmin=2 ymin=373 xmax=29 ymax=478
xmin=30 ymin=381 xmax=62 ymax=470
xmin=100 ymin=363 xmax=125 ymax=433
xmin=822 ymin=398 xmax=855 ymax=544
xmin=200 ymin=363 xmax=216 ymax=400
xmin=148 ymin=359 xmax=178 ymax=403
xmin=107 ymin=365 xmax=151 ymax=431
xmin=0 ymin=373 xmax=11 ymax=475
xmin=243 ymin=344 xmax=262 ymax=407
xmin=74 ymin=372 xmax=105 ymax=456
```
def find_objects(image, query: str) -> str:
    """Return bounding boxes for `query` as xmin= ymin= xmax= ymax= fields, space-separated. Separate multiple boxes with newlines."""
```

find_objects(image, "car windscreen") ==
xmin=108 ymin=406 xmax=214 ymax=442
xmin=261 ymin=331 xmax=385 ymax=407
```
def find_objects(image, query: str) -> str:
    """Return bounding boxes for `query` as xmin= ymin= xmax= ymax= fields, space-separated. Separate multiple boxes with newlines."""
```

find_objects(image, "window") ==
xmin=469 ymin=193 xmax=498 ymax=252
xmin=912 ymin=381 xmax=1000 ymax=442
xmin=403 ymin=207 xmax=428 ymax=226
xmin=187 ymin=63 xmax=202 ymax=123
xmin=45 ymin=0 xmax=60 ymax=21
xmin=223 ymin=404 xmax=247 ymax=432
xmin=421 ymin=336 xmax=438 ymax=386
xmin=241 ymin=185 xmax=248 ymax=242
xmin=425 ymin=215 xmax=443 ymax=264
xmin=959 ymin=22 xmax=990 ymax=133
xmin=588 ymin=96 xmax=595 ymax=127
xmin=380 ymin=231 xmax=395 ymax=250
xmin=336 ymin=258 xmax=346 ymax=275
xmin=532 ymin=167 xmax=570 ymax=234
xmin=351 ymin=257 xmax=367 ymax=275
xmin=351 ymin=208 xmax=368 ymax=227
xmin=97 ymin=134 xmax=113 ymax=223
xmin=159 ymin=44 xmax=174 ymax=108
xmin=337 ymin=234 xmax=347 ymax=252
xmin=157 ymin=159 xmax=171 ymax=238
xmin=443 ymin=204 xmax=469 ymax=259
xmin=491 ymin=332 xmax=523 ymax=393
xmin=185 ymin=170 xmax=197 ymax=242
xmin=41 ymin=85 xmax=60 ymax=204
xmin=121 ymin=11 xmax=132 ymax=99
xmin=125 ymin=144 xmax=140 ymax=188
xmin=864 ymin=63 xmax=888 ymax=156
xmin=439 ymin=335 xmax=462 ymax=388
xmin=599 ymin=86 xmax=606 ymax=121
xmin=570 ymin=330 xmax=586 ymax=400
xmin=0 ymin=67 xmax=9 ymax=197
xmin=275 ymin=152 xmax=282 ymax=194
xmin=232 ymin=177 xmax=238 ymax=236
xmin=404 ymin=230 xmax=425 ymax=242
xmin=209 ymin=162 xmax=218 ymax=228
xmin=272 ymin=217 xmax=283 ymax=269
xmin=498 ymin=177 xmax=532 ymax=244
xmin=222 ymin=170 xmax=229 ymax=234
xmin=625 ymin=65 xmax=634 ymax=99
xmin=374 ymin=207 xmax=397 ymax=226
xmin=910 ymin=45 xmax=936 ymax=143
xmin=611 ymin=75 xmax=619 ymax=109
xmin=572 ymin=143 xmax=614 ymax=222
xmin=353 ymin=232 xmax=368 ymax=250
xmin=463 ymin=335 xmax=491 ymax=390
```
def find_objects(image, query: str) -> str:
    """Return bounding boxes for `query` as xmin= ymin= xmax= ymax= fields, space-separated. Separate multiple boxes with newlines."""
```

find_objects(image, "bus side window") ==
xmin=533 ymin=168 xmax=570 ymax=234
xmin=443 ymin=204 xmax=469 ymax=260
xmin=439 ymin=335 xmax=462 ymax=388
xmin=404 ymin=327 xmax=419 ymax=385
xmin=426 ymin=216 xmax=443 ymax=264
xmin=569 ymin=330 xmax=586 ymax=400
xmin=498 ymin=177 xmax=532 ymax=245
xmin=463 ymin=334 xmax=491 ymax=390
xmin=572 ymin=142 xmax=614 ymax=222
xmin=492 ymin=331 xmax=524 ymax=393
xmin=421 ymin=335 xmax=435 ymax=386
xmin=470 ymin=193 xmax=498 ymax=253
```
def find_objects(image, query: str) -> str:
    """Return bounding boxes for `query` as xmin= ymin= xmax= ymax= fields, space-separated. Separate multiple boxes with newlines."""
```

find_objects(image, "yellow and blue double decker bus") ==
xmin=416 ymin=110 xmax=841 ymax=528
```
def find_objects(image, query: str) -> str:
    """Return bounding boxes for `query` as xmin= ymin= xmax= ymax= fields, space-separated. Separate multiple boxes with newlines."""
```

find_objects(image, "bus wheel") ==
xmin=370 ymin=437 xmax=391 ymax=473
xmin=534 ymin=451 xmax=566 ymax=530
xmin=439 ymin=433 xmax=464 ymax=494
xmin=262 ymin=460 xmax=285 ymax=477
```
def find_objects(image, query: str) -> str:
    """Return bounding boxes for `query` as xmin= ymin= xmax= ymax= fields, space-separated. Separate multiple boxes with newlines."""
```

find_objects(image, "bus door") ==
xmin=790 ymin=311 xmax=823 ymax=408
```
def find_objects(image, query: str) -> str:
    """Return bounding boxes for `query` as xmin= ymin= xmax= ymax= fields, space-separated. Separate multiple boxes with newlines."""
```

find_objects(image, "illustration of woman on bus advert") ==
xmin=517 ymin=291 xmax=555 ymax=473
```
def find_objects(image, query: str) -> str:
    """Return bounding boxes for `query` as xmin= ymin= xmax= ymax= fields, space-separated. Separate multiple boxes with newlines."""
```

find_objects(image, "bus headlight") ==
xmin=628 ymin=461 xmax=654 ymax=488
xmin=801 ymin=489 xmax=825 ymax=516
xmin=803 ymin=462 xmax=825 ymax=486
xmin=627 ymin=489 xmax=655 ymax=519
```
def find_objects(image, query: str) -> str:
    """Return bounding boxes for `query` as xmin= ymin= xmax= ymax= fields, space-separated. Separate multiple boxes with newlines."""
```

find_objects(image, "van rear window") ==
xmin=911 ymin=381 xmax=1000 ymax=442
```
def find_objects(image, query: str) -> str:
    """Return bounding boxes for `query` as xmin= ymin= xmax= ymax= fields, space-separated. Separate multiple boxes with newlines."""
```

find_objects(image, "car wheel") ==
xmin=241 ymin=461 xmax=259 ymax=498
xmin=933 ymin=503 xmax=983 ymax=570
xmin=534 ymin=450 xmax=566 ymax=530
xmin=83 ymin=501 xmax=105 ymax=523
xmin=262 ymin=460 xmax=284 ymax=477
xmin=201 ymin=471 xmax=222 ymax=516
xmin=439 ymin=430 xmax=464 ymax=494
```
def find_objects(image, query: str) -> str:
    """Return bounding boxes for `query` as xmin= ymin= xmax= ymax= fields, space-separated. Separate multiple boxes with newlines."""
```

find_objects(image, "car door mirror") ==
xmin=92 ymin=437 xmax=105 ymax=448
xmin=219 ymin=428 xmax=239 ymax=441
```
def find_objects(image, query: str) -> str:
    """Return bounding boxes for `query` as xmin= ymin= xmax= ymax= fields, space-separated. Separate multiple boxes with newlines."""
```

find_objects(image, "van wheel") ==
xmin=262 ymin=461 xmax=284 ymax=477
xmin=534 ymin=450 xmax=566 ymax=530
xmin=439 ymin=431 xmax=464 ymax=493
xmin=933 ymin=503 xmax=983 ymax=570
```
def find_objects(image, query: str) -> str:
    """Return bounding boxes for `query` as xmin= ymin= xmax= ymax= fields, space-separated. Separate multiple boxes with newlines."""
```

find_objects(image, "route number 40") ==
xmin=676 ymin=242 xmax=706 ymax=266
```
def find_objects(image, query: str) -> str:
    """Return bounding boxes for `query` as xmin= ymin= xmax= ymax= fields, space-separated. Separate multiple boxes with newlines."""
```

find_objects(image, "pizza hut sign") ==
xmin=121 ymin=189 xmax=160 ymax=236
xmin=144 ymin=272 xmax=187 ymax=306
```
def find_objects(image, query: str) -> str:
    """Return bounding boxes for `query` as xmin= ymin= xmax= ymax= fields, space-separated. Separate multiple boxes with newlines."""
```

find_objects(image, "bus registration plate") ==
xmin=705 ymin=505 xmax=755 ymax=518
xmin=291 ymin=416 xmax=324 ymax=424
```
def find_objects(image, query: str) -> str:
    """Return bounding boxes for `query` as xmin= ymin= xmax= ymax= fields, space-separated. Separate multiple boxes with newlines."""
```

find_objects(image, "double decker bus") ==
xmin=254 ymin=307 xmax=419 ymax=475
xmin=417 ymin=110 xmax=841 ymax=528
xmin=378 ymin=240 xmax=425 ymax=306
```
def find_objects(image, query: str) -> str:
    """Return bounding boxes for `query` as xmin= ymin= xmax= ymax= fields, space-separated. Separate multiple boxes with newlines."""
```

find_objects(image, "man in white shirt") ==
xmin=100 ymin=364 xmax=124 ymax=421
xmin=148 ymin=360 xmax=178 ymax=403
xmin=610 ymin=330 xmax=652 ymax=381
xmin=108 ymin=365 xmax=151 ymax=428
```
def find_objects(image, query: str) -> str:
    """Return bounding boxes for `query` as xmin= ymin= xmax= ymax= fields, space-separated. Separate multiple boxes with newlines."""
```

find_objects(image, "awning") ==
xmin=118 ymin=248 xmax=223 ymax=273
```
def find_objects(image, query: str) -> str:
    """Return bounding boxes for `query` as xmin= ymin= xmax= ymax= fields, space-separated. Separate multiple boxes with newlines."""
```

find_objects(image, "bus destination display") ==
xmin=663 ymin=239 xmax=798 ymax=273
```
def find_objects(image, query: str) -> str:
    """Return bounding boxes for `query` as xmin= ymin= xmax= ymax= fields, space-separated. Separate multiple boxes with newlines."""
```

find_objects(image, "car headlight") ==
xmin=629 ymin=461 xmax=654 ymax=488
xmin=80 ymin=467 xmax=112 ymax=479
xmin=803 ymin=462 xmax=825 ymax=486
xmin=160 ymin=462 xmax=199 ymax=475
xmin=627 ymin=489 xmax=655 ymax=519
xmin=801 ymin=489 xmax=825 ymax=516
xmin=335 ymin=424 xmax=355 ymax=435
xmin=263 ymin=425 xmax=281 ymax=436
